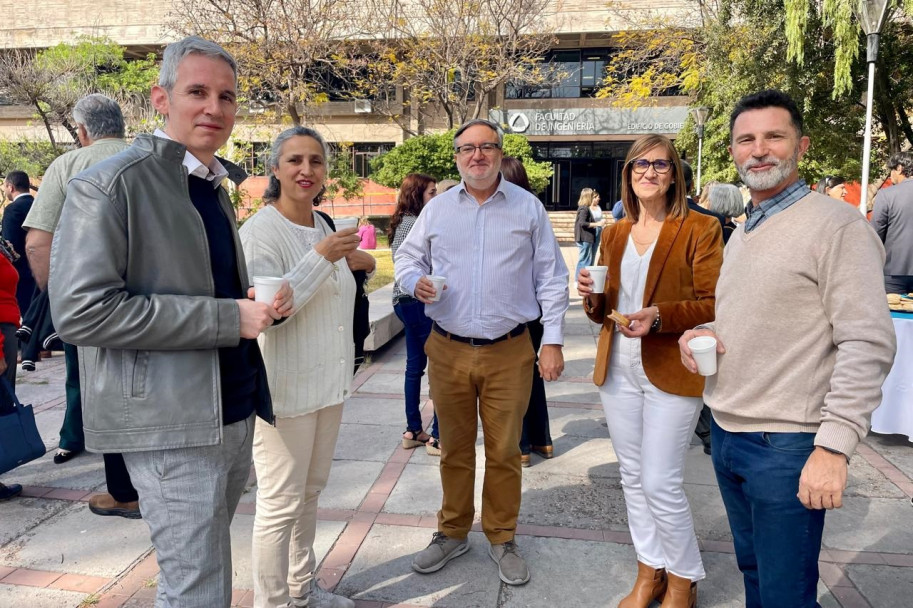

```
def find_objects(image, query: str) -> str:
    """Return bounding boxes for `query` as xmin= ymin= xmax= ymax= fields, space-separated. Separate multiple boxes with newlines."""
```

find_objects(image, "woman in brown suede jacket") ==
xmin=578 ymin=134 xmax=723 ymax=608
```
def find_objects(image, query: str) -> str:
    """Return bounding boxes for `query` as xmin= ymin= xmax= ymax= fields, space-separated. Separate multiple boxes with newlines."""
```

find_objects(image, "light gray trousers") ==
xmin=124 ymin=414 xmax=255 ymax=608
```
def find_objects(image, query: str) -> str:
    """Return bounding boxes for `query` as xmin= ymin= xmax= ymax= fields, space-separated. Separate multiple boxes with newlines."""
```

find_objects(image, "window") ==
xmin=236 ymin=141 xmax=270 ymax=176
xmin=507 ymin=49 xmax=613 ymax=99
xmin=351 ymin=143 xmax=394 ymax=178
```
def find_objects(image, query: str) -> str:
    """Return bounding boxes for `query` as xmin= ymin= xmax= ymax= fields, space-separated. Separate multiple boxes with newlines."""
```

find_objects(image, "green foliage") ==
xmin=0 ymin=139 xmax=61 ymax=178
xmin=370 ymin=131 xmax=551 ymax=193
xmin=326 ymin=143 xmax=365 ymax=202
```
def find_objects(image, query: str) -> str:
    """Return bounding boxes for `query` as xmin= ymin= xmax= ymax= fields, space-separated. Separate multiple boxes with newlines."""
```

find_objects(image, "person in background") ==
xmin=240 ymin=126 xmax=366 ymax=608
xmin=697 ymin=181 xmax=718 ymax=209
xmin=871 ymin=151 xmax=913 ymax=294
xmin=578 ymin=133 xmax=723 ymax=608
xmin=23 ymin=94 xmax=140 ymax=518
xmin=682 ymin=162 xmax=726 ymax=233
xmin=0 ymin=238 xmax=21 ymax=501
xmin=357 ymin=217 xmax=377 ymax=250
xmin=819 ymin=176 xmax=847 ymax=201
xmin=1 ymin=171 xmax=36 ymax=317
xmin=590 ymin=190 xmax=605 ymax=260
xmin=389 ymin=173 xmax=441 ymax=456
xmin=436 ymin=179 xmax=459 ymax=194
xmin=707 ymin=184 xmax=745 ymax=245
xmin=574 ymin=188 xmax=600 ymax=282
xmin=500 ymin=156 xmax=553 ymax=467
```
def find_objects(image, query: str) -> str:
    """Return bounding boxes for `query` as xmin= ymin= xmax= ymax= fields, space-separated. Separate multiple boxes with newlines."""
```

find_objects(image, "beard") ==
xmin=736 ymin=152 xmax=798 ymax=192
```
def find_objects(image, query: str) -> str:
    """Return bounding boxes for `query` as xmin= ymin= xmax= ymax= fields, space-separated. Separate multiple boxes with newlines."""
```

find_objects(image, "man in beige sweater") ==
xmin=679 ymin=90 xmax=896 ymax=608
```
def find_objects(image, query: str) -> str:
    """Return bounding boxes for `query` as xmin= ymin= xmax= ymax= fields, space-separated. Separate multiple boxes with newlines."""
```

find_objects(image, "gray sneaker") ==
xmin=412 ymin=532 xmax=470 ymax=573
xmin=489 ymin=540 xmax=530 ymax=585
xmin=290 ymin=581 xmax=355 ymax=608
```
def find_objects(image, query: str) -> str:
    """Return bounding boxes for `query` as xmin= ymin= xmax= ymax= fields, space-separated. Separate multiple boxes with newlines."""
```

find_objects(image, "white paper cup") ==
xmin=334 ymin=217 xmax=358 ymax=231
xmin=427 ymin=275 xmax=446 ymax=302
xmin=585 ymin=265 xmax=608 ymax=293
xmin=253 ymin=276 xmax=284 ymax=305
xmin=688 ymin=336 xmax=718 ymax=376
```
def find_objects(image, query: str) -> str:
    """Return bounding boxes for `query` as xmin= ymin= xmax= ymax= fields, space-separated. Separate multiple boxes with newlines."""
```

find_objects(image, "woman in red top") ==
xmin=0 ymin=238 xmax=21 ymax=501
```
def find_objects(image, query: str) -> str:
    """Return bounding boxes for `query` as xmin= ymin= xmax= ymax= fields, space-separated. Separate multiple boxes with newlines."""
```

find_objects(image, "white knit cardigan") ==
xmin=239 ymin=205 xmax=356 ymax=417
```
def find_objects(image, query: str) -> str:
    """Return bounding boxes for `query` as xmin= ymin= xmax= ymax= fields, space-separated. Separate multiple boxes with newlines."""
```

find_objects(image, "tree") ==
xmin=326 ymin=143 xmax=365 ymax=201
xmin=168 ymin=0 xmax=364 ymax=126
xmin=370 ymin=130 xmax=551 ymax=193
xmin=784 ymin=0 xmax=913 ymax=153
xmin=0 ymin=37 xmax=157 ymax=150
xmin=344 ymin=0 xmax=560 ymax=135
xmin=597 ymin=0 xmax=912 ymax=184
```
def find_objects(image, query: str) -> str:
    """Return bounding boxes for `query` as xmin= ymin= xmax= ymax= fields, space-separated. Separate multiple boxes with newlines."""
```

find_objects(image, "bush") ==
xmin=371 ymin=130 xmax=552 ymax=194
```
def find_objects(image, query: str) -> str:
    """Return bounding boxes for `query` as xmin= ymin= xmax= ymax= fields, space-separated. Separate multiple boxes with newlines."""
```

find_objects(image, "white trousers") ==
xmin=251 ymin=403 xmax=344 ymax=608
xmin=599 ymin=336 xmax=705 ymax=581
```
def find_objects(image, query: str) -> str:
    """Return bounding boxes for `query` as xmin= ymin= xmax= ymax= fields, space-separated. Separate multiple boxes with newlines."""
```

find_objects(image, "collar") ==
xmin=154 ymin=128 xmax=228 ymax=187
xmin=744 ymin=179 xmax=808 ymax=232
xmin=456 ymin=174 xmax=508 ymax=204
xmin=11 ymin=193 xmax=30 ymax=202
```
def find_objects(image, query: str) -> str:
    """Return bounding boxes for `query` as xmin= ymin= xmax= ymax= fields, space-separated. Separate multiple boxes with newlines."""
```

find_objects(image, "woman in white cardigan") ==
xmin=239 ymin=126 xmax=374 ymax=608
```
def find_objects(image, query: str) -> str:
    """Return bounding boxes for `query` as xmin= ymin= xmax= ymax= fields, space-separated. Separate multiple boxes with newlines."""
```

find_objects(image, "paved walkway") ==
xmin=2 ymin=248 xmax=912 ymax=607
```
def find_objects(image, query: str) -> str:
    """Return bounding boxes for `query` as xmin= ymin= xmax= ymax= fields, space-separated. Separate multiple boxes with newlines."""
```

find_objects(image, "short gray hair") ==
xmin=158 ymin=36 xmax=237 ymax=92
xmin=263 ymin=126 xmax=330 ymax=203
xmin=72 ymin=94 xmax=125 ymax=140
xmin=454 ymin=119 xmax=503 ymax=148
xmin=708 ymin=183 xmax=745 ymax=218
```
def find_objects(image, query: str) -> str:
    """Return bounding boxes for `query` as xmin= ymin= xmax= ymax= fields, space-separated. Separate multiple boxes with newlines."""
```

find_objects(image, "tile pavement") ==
xmin=1 ymin=248 xmax=912 ymax=607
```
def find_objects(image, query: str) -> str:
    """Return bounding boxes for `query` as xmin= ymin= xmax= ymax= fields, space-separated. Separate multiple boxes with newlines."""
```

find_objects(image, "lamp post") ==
xmin=690 ymin=106 xmax=710 ymax=196
xmin=854 ymin=0 xmax=891 ymax=216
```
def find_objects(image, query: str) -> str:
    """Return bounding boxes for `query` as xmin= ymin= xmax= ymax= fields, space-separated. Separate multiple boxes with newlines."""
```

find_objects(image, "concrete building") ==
xmin=0 ymin=0 xmax=696 ymax=209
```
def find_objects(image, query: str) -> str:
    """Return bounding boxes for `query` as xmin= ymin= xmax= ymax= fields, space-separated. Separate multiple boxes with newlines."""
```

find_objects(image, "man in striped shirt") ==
xmin=394 ymin=118 xmax=569 ymax=586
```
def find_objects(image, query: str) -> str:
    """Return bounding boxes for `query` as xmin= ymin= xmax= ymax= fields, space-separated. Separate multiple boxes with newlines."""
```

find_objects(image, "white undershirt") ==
xmin=613 ymin=235 xmax=656 ymax=362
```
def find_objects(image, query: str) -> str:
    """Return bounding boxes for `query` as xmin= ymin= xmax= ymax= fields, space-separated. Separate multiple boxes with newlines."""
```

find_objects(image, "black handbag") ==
xmin=0 ymin=377 xmax=46 ymax=475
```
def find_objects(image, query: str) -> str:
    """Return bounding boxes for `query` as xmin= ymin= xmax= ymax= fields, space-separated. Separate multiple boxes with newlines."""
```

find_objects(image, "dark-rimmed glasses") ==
xmin=629 ymin=159 xmax=673 ymax=174
xmin=455 ymin=143 xmax=502 ymax=156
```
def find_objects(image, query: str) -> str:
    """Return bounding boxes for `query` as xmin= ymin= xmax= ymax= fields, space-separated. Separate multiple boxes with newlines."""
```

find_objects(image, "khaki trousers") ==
xmin=251 ymin=404 xmax=344 ymax=608
xmin=425 ymin=328 xmax=535 ymax=544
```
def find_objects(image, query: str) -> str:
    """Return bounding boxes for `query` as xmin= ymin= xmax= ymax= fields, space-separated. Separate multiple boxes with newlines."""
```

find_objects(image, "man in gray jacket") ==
xmin=872 ymin=151 xmax=913 ymax=294
xmin=49 ymin=37 xmax=289 ymax=608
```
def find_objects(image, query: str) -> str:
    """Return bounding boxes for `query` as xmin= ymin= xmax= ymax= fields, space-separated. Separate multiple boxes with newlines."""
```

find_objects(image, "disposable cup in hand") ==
xmin=253 ymin=276 xmax=284 ymax=305
xmin=688 ymin=336 xmax=718 ymax=376
xmin=427 ymin=275 xmax=446 ymax=302
xmin=585 ymin=265 xmax=608 ymax=293
xmin=335 ymin=217 xmax=358 ymax=231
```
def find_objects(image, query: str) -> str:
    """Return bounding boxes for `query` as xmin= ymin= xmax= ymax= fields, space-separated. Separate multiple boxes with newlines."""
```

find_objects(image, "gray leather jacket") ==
xmin=48 ymin=135 xmax=273 ymax=452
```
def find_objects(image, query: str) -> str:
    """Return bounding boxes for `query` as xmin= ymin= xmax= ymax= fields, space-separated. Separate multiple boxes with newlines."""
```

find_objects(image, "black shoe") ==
xmin=54 ymin=448 xmax=84 ymax=464
xmin=0 ymin=482 xmax=23 ymax=501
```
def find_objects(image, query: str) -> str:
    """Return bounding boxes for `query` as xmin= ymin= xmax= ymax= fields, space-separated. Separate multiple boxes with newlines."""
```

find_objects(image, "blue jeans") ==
xmin=711 ymin=420 xmax=825 ymax=608
xmin=575 ymin=241 xmax=594 ymax=282
xmin=394 ymin=298 xmax=438 ymax=439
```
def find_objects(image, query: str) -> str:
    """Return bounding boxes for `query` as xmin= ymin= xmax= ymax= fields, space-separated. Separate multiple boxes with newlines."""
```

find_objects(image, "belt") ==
xmin=432 ymin=322 xmax=526 ymax=347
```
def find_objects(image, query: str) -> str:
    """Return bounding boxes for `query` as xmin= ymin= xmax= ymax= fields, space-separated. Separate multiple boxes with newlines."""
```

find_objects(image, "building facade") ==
xmin=0 ymin=0 xmax=696 ymax=209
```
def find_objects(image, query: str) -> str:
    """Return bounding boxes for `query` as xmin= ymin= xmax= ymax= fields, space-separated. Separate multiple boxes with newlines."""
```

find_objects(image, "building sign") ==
xmin=491 ymin=106 xmax=690 ymax=137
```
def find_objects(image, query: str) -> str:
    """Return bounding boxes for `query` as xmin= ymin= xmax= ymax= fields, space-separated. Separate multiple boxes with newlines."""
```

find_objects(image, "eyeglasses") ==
xmin=629 ymin=159 xmax=673 ymax=174
xmin=455 ymin=143 xmax=502 ymax=156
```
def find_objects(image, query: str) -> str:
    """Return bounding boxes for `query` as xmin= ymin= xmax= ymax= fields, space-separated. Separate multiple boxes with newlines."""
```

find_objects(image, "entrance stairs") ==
xmin=548 ymin=210 xmax=577 ymax=243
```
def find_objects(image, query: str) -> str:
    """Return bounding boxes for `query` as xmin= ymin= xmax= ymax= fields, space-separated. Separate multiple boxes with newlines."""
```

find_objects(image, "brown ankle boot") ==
xmin=659 ymin=572 xmax=697 ymax=608
xmin=618 ymin=561 xmax=667 ymax=608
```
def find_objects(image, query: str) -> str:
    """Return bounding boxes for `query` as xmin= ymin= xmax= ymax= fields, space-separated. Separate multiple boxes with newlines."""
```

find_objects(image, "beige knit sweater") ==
xmin=703 ymin=192 xmax=896 ymax=457
xmin=239 ymin=205 xmax=356 ymax=417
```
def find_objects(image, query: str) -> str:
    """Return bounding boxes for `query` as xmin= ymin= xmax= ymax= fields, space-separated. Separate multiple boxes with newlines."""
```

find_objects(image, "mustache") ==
xmin=741 ymin=156 xmax=781 ymax=170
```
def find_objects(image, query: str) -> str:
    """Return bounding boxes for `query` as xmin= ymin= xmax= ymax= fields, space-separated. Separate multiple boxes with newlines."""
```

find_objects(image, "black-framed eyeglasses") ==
xmin=455 ymin=143 xmax=502 ymax=156
xmin=629 ymin=158 xmax=673 ymax=174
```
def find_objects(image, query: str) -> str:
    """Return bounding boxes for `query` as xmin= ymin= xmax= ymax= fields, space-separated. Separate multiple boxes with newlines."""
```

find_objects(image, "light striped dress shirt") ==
xmin=394 ymin=177 xmax=569 ymax=345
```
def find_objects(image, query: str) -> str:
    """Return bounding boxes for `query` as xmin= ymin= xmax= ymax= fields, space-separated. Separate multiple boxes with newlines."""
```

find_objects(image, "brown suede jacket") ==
xmin=583 ymin=210 xmax=723 ymax=396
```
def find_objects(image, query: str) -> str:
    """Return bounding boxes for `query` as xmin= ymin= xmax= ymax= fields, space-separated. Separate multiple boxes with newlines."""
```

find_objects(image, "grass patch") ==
xmin=366 ymin=250 xmax=393 ymax=295
xmin=79 ymin=595 xmax=100 ymax=607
